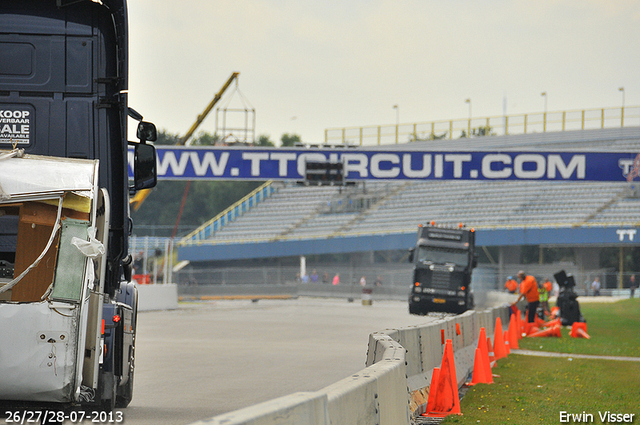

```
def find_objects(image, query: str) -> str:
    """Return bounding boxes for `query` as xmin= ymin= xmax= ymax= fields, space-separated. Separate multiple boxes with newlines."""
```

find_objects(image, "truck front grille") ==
xmin=431 ymin=271 xmax=450 ymax=289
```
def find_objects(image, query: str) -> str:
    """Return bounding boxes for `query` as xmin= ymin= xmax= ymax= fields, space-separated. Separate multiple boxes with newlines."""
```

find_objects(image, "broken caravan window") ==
xmin=0 ymin=150 xmax=99 ymax=303
xmin=0 ymin=195 xmax=93 ymax=302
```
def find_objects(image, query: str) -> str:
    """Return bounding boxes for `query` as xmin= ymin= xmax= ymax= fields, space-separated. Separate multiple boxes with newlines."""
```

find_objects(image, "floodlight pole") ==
xmin=541 ymin=92 xmax=547 ymax=132
xmin=465 ymin=99 xmax=471 ymax=136
xmin=619 ymin=87 xmax=625 ymax=126
xmin=393 ymin=105 xmax=399 ymax=143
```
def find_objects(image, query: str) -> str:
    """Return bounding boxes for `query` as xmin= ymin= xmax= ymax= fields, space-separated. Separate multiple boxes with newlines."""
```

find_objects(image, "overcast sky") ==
xmin=126 ymin=0 xmax=640 ymax=145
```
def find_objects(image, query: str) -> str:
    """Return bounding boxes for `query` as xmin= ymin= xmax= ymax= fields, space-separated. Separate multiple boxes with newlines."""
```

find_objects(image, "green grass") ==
xmin=442 ymin=355 xmax=640 ymax=424
xmin=441 ymin=299 xmax=640 ymax=424
xmin=517 ymin=298 xmax=640 ymax=357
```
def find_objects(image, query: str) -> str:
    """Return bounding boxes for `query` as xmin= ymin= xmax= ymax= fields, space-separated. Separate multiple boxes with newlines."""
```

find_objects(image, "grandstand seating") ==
xmin=181 ymin=127 xmax=640 ymax=246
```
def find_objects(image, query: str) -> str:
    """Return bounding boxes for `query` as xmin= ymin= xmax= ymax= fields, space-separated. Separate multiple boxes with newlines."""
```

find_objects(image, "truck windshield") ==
xmin=417 ymin=246 xmax=469 ymax=267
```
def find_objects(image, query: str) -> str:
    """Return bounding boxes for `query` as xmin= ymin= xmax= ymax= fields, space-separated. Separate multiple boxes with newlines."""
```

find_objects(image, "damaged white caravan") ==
xmin=0 ymin=149 xmax=109 ymax=404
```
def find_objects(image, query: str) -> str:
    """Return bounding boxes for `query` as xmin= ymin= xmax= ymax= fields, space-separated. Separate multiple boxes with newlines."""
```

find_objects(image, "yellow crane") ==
xmin=130 ymin=72 xmax=240 ymax=211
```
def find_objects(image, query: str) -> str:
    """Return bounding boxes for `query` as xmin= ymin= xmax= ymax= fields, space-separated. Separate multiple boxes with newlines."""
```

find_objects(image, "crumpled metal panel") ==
xmin=0 ymin=152 xmax=97 ymax=201
xmin=0 ymin=302 xmax=79 ymax=402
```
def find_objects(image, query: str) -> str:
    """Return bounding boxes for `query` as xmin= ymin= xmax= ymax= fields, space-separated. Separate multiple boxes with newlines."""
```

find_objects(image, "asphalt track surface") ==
xmin=118 ymin=298 xmax=439 ymax=425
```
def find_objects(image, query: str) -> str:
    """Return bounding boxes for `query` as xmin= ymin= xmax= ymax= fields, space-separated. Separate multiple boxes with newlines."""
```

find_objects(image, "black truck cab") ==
xmin=408 ymin=222 xmax=477 ymax=315
xmin=0 ymin=0 xmax=156 ymax=410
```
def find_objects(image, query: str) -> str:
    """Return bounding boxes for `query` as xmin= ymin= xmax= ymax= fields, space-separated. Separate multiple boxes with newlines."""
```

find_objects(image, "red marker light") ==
xmin=431 ymin=220 xmax=436 ymax=226
xmin=101 ymin=319 xmax=105 ymax=335
xmin=458 ymin=223 xmax=464 ymax=228
xmin=414 ymin=282 xmax=420 ymax=286
xmin=113 ymin=315 xmax=121 ymax=323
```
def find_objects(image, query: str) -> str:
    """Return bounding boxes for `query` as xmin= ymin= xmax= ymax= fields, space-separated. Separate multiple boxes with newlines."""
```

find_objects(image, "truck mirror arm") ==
xmin=127 ymin=107 xmax=143 ymax=122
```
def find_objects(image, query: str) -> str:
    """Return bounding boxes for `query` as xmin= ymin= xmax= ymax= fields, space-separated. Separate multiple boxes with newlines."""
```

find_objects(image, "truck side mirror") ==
xmin=408 ymin=247 xmax=415 ymax=263
xmin=137 ymin=121 xmax=157 ymax=143
xmin=134 ymin=143 xmax=157 ymax=190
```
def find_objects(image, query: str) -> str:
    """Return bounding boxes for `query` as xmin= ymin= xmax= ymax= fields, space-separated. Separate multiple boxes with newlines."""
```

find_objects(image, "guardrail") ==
xmin=189 ymin=304 xmax=510 ymax=425
xmin=179 ymin=181 xmax=276 ymax=245
xmin=325 ymin=105 xmax=640 ymax=146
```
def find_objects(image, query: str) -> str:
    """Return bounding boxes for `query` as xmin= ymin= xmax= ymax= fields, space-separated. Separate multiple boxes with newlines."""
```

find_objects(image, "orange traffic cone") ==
xmin=504 ymin=331 xmax=511 ymax=354
xmin=526 ymin=326 xmax=541 ymax=336
xmin=529 ymin=324 xmax=561 ymax=338
xmin=509 ymin=304 xmax=519 ymax=323
xmin=542 ymin=318 xmax=561 ymax=328
xmin=424 ymin=339 xmax=461 ymax=417
xmin=469 ymin=348 xmax=489 ymax=385
xmin=486 ymin=337 xmax=496 ymax=365
xmin=570 ymin=322 xmax=590 ymax=339
xmin=534 ymin=315 xmax=545 ymax=328
xmin=508 ymin=314 xmax=520 ymax=349
xmin=493 ymin=317 xmax=507 ymax=360
xmin=423 ymin=367 xmax=440 ymax=416
xmin=477 ymin=327 xmax=493 ymax=383
xmin=573 ymin=327 xmax=590 ymax=339
xmin=515 ymin=308 xmax=523 ymax=340
xmin=524 ymin=322 xmax=540 ymax=336
xmin=550 ymin=306 xmax=560 ymax=319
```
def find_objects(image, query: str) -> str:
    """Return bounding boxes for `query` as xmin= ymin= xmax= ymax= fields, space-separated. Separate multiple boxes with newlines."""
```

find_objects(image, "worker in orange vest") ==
xmin=515 ymin=271 xmax=540 ymax=323
xmin=504 ymin=276 xmax=518 ymax=293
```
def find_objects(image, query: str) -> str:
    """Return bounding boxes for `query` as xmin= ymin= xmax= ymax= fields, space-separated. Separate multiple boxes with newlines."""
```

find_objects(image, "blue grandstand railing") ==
xmin=176 ymin=220 xmax=640 ymax=247
xmin=178 ymin=181 xmax=276 ymax=245
xmin=325 ymin=105 xmax=640 ymax=146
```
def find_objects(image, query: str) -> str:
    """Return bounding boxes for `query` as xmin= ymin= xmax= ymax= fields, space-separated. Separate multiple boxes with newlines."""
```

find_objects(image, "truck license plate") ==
xmin=433 ymin=298 xmax=446 ymax=304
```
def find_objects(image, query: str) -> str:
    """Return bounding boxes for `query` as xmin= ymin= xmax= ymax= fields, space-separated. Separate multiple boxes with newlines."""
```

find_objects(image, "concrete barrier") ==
xmin=136 ymin=283 xmax=178 ymax=311
xmin=326 ymin=333 xmax=408 ymax=425
xmin=188 ymin=304 xmax=511 ymax=425
xmin=371 ymin=310 xmax=490 ymax=416
xmin=199 ymin=392 xmax=329 ymax=425
xmin=195 ymin=333 xmax=407 ymax=425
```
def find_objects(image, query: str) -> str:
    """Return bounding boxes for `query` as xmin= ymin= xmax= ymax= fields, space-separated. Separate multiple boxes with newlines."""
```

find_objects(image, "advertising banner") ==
xmin=128 ymin=147 xmax=640 ymax=182
xmin=0 ymin=105 xmax=33 ymax=146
